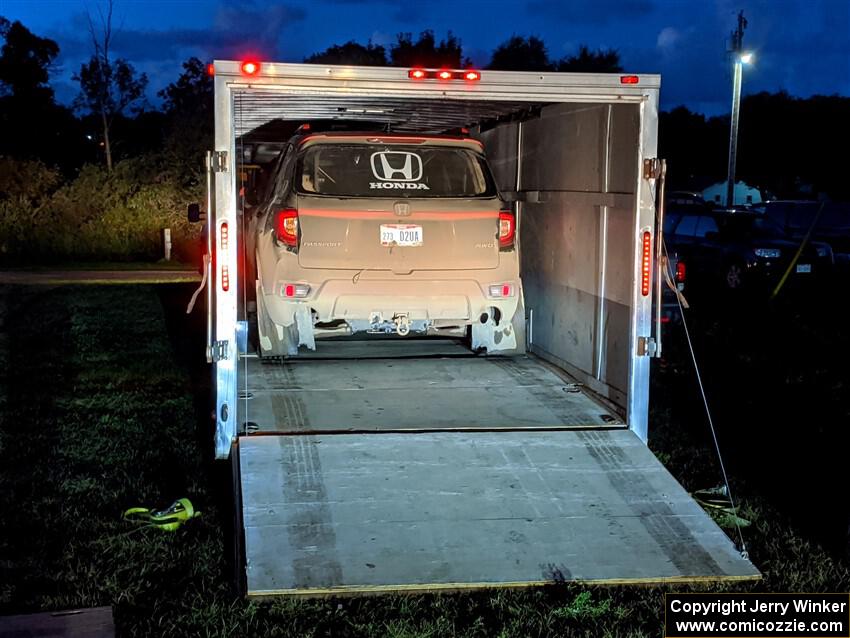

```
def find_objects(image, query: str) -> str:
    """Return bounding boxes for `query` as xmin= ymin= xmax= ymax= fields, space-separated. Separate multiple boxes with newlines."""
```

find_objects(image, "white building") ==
xmin=702 ymin=181 xmax=762 ymax=207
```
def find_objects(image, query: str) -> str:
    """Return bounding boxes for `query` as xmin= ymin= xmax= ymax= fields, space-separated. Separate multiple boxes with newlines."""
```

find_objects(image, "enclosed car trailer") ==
xmin=200 ymin=61 xmax=758 ymax=596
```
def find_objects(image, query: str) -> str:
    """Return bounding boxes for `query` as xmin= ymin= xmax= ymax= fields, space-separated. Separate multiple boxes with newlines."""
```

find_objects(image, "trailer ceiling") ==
xmin=232 ymin=92 xmax=548 ymax=137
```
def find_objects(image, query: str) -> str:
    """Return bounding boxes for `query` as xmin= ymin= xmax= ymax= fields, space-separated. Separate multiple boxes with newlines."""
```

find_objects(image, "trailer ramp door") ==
xmin=239 ymin=430 xmax=758 ymax=596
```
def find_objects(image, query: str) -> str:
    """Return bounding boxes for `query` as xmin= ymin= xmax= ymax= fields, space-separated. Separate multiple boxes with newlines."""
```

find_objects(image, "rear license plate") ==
xmin=380 ymin=224 xmax=423 ymax=247
xmin=796 ymin=263 xmax=812 ymax=273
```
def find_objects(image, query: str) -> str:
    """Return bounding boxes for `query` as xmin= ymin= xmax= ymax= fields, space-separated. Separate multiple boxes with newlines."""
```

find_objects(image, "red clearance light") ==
xmin=220 ymin=222 xmax=229 ymax=251
xmin=620 ymin=75 xmax=639 ymax=84
xmin=275 ymin=209 xmax=299 ymax=247
xmin=207 ymin=63 xmax=215 ymax=76
xmin=221 ymin=264 xmax=230 ymax=291
xmin=284 ymin=284 xmax=295 ymax=298
xmin=437 ymin=70 xmax=453 ymax=80
xmin=408 ymin=68 xmax=426 ymax=79
xmin=641 ymin=231 xmax=652 ymax=296
xmin=675 ymin=261 xmax=686 ymax=283
xmin=241 ymin=61 xmax=259 ymax=76
xmin=464 ymin=70 xmax=481 ymax=81
xmin=498 ymin=211 xmax=516 ymax=249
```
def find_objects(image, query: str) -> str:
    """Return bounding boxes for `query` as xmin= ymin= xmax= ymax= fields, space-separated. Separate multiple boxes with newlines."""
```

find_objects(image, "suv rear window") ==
xmin=296 ymin=144 xmax=497 ymax=198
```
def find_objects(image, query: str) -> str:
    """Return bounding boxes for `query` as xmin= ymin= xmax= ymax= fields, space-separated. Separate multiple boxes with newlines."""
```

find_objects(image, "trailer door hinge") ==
xmin=207 ymin=340 xmax=229 ymax=363
xmin=637 ymin=336 xmax=658 ymax=357
xmin=643 ymin=158 xmax=663 ymax=180
xmin=209 ymin=151 xmax=227 ymax=173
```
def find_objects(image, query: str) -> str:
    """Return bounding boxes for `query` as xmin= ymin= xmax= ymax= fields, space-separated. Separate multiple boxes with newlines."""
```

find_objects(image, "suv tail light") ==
xmin=498 ymin=210 xmax=515 ymax=249
xmin=275 ymin=208 xmax=299 ymax=247
xmin=675 ymin=260 xmax=686 ymax=283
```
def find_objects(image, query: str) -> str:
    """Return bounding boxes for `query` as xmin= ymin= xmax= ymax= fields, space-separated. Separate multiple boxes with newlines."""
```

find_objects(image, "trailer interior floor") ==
xmin=238 ymin=341 xmax=622 ymax=434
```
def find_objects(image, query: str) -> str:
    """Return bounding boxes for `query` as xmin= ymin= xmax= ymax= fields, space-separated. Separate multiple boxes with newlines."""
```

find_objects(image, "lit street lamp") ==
xmin=725 ymin=51 xmax=754 ymax=208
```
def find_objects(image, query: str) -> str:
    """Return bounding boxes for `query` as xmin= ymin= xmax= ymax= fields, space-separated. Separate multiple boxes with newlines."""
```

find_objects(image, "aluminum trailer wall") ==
xmin=481 ymin=101 xmax=647 ymax=428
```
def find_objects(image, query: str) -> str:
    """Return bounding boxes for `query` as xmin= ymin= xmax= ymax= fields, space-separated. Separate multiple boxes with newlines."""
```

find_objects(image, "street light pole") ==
xmin=726 ymin=58 xmax=743 ymax=208
xmin=725 ymin=10 xmax=749 ymax=208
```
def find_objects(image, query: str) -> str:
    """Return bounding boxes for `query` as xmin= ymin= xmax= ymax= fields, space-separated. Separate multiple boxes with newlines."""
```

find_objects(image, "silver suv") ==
xmin=249 ymin=130 xmax=523 ymax=357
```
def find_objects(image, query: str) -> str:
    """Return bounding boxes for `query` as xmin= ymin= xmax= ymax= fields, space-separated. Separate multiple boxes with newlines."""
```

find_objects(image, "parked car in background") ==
xmin=754 ymin=200 xmax=850 ymax=270
xmin=663 ymin=205 xmax=833 ymax=298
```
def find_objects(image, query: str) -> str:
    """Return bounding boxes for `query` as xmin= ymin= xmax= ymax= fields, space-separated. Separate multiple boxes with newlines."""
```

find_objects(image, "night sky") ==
xmin=3 ymin=0 xmax=848 ymax=115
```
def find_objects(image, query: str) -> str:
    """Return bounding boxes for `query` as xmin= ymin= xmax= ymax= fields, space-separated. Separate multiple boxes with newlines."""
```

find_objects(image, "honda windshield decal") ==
xmin=370 ymin=152 xmax=430 ymax=190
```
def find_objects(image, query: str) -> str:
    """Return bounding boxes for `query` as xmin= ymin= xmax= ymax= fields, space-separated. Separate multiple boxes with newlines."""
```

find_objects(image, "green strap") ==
xmin=692 ymin=487 xmax=751 ymax=528
xmin=123 ymin=498 xmax=200 ymax=532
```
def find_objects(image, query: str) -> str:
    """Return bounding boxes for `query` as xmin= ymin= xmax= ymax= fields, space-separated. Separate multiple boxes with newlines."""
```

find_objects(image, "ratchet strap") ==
xmin=692 ymin=486 xmax=750 ymax=527
xmin=186 ymin=254 xmax=210 ymax=314
xmin=123 ymin=498 xmax=201 ymax=532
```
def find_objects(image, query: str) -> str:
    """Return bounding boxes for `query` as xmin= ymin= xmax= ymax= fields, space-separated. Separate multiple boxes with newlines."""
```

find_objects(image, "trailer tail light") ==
xmin=241 ymin=61 xmax=259 ymax=76
xmin=464 ymin=70 xmax=481 ymax=81
xmin=620 ymin=75 xmax=639 ymax=84
xmin=641 ymin=231 xmax=652 ymax=296
xmin=408 ymin=68 xmax=426 ymax=79
xmin=220 ymin=221 xmax=229 ymax=251
xmin=437 ymin=70 xmax=453 ymax=80
xmin=498 ymin=211 xmax=516 ymax=249
xmin=274 ymin=209 xmax=299 ymax=247
xmin=282 ymin=283 xmax=310 ymax=298
xmin=488 ymin=283 xmax=515 ymax=298
xmin=220 ymin=222 xmax=230 ymax=291
xmin=675 ymin=261 xmax=686 ymax=283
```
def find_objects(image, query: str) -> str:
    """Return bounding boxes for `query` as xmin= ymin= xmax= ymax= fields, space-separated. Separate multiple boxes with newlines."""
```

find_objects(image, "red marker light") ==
xmin=241 ymin=61 xmax=259 ymax=76
xmin=408 ymin=68 xmax=426 ymax=79
xmin=464 ymin=70 xmax=481 ymax=81
xmin=620 ymin=75 xmax=639 ymax=84
xmin=220 ymin=222 xmax=229 ymax=251
xmin=675 ymin=261 xmax=686 ymax=283
xmin=207 ymin=63 xmax=215 ymax=76
xmin=641 ymin=231 xmax=652 ymax=296
xmin=438 ymin=70 xmax=453 ymax=80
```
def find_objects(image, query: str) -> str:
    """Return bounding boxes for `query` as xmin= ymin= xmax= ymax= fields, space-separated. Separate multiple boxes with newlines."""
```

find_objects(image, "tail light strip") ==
xmin=220 ymin=222 xmax=230 ymax=292
xmin=641 ymin=231 xmax=652 ymax=296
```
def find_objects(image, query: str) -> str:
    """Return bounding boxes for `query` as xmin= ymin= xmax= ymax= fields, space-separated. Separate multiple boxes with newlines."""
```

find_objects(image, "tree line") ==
xmin=1 ymin=15 xmax=848 ymax=236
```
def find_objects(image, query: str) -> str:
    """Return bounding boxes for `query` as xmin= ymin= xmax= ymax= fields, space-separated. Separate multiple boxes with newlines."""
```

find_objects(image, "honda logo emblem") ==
xmin=370 ymin=151 xmax=423 ymax=182
xmin=393 ymin=202 xmax=411 ymax=216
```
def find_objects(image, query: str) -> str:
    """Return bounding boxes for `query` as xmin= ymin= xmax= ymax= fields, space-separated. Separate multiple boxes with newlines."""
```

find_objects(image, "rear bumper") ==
xmin=260 ymin=271 xmax=520 ymax=330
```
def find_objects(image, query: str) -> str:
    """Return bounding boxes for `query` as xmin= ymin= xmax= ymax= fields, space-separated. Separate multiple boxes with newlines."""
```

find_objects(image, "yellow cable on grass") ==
xmin=123 ymin=498 xmax=201 ymax=532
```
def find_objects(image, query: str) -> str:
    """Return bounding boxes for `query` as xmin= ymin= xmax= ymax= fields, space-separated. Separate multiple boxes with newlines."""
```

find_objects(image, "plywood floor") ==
xmin=238 ymin=349 xmax=622 ymax=433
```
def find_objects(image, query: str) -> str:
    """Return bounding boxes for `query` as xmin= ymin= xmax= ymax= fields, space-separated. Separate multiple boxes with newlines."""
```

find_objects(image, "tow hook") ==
xmin=393 ymin=314 xmax=411 ymax=336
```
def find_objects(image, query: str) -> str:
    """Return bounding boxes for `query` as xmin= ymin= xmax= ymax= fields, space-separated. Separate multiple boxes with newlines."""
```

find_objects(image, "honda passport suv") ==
xmin=249 ymin=130 xmax=523 ymax=357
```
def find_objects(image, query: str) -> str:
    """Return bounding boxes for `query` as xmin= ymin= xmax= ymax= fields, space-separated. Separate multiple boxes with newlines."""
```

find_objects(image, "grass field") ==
xmin=0 ymin=283 xmax=847 ymax=637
